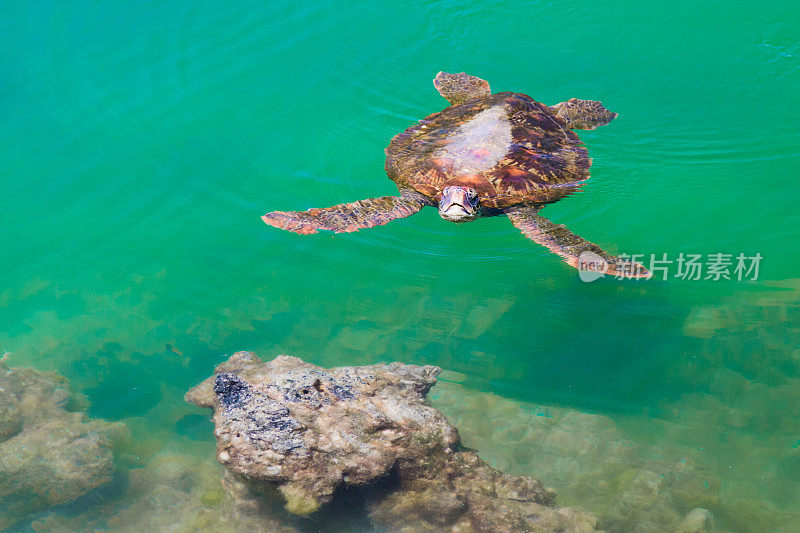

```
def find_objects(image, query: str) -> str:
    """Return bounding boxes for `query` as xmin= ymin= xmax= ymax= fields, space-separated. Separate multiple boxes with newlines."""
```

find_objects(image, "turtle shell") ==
xmin=385 ymin=92 xmax=591 ymax=210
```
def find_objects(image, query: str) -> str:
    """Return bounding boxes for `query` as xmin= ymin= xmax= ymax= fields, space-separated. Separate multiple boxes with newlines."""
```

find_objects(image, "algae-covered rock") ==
xmin=429 ymin=378 xmax=725 ymax=533
xmin=31 ymin=452 xmax=299 ymax=533
xmin=186 ymin=351 xmax=457 ymax=515
xmin=677 ymin=508 xmax=713 ymax=533
xmin=0 ymin=357 xmax=126 ymax=529
xmin=186 ymin=351 xmax=597 ymax=532
xmin=372 ymin=448 xmax=597 ymax=532
xmin=0 ymin=389 xmax=23 ymax=441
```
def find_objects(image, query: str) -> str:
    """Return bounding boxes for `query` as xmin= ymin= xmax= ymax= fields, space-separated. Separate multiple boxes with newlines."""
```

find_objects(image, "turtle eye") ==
xmin=467 ymin=188 xmax=478 ymax=199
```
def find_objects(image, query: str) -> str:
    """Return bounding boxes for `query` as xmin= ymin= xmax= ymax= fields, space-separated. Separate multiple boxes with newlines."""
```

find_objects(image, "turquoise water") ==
xmin=2 ymin=0 xmax=800 ymax=530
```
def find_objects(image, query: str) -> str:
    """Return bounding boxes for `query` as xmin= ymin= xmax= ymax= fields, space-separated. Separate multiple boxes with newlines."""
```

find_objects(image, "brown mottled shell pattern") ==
xmin=261 ymin=72 xmax=649 ymax=278
xmin=385 ymin=92 xmax=590 ymax=210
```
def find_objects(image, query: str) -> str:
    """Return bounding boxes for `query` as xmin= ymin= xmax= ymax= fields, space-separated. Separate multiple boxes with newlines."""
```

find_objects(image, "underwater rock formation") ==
xmin=186 ymin=351 xmax=597 ymax=532
xmin=0 ymin=357 xmax=127 ymax=529
xmin=430 ymin=378 xmax=720 ymax=533
xmin=31 ymin=452 xmax=300 ymax=533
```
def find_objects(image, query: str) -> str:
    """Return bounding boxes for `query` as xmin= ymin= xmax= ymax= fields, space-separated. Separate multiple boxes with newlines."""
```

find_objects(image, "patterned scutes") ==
xmin=385 ymin=92 xmax=591 ymax=209
xmin=261 ymin=192 xmax=429 ymax=234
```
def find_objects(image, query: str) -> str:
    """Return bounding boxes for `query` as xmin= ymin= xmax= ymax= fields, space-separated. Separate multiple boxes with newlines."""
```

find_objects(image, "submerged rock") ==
xmin=677 ymin=508 xmax=713 ymax=533
xmin=0 ymin=357 xmax=127 ymax=530
xmin=32 ymin=452 xmax=300 ymax=533
xmin=186 ymin=351 xmax=597 ymax=532
xmin=0 ymin=388 xmax=23 ymax=441
xmin=429 ymin=378 xmax=722 ymax=533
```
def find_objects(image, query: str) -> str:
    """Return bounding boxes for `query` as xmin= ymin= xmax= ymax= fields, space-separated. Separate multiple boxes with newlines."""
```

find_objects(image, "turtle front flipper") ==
xmin=262 ymin=190 xmax=430 ymax=235
xmin=550 ymin=98 xmax=617 ymax=130
xmin=506 ymin=206 xmax=649 ymax=278
xmin=433 ymin=72 xmax=491 ymax=105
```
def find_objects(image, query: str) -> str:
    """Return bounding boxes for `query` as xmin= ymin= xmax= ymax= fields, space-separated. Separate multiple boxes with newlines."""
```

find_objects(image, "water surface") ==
xmin=2 ymin=1 xmax=800 ymax=530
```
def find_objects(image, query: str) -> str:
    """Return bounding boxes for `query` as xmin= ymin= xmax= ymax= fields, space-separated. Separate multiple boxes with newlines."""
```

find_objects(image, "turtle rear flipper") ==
xmin=551 ymin=98 xmax=617 ymax=130
xmin=262 ymin=190 xmax=430 ymax=235
xmin=506 ymin=206 xmax=649 ymax=278
xmin=433 ymin=72 xmax=491 ymax=105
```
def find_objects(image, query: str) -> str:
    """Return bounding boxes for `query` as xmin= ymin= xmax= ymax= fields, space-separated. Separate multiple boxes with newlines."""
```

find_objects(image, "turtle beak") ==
xmin=439 ymin=186 xmax=480 ymax=222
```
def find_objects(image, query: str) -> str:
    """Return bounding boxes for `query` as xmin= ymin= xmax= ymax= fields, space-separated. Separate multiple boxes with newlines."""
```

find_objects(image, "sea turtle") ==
xmin=262 ymin=72 xmax=648 ymax=277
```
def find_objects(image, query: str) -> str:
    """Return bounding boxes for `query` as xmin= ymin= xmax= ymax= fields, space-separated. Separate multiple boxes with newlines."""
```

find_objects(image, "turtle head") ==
xmin=438 ymin=186 xmax=481 ymax=222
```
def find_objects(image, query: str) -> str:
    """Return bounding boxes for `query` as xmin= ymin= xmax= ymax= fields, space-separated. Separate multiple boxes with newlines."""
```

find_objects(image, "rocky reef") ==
xmin=185 ymin=351 xmax=597 ymax=532
xmin=0 ymin=355 xmax=127 ymax=529
xmin=430 ymin=378 xmax=719 ymax=532
xmin=30 ymin=452 xmax=300 ymax=533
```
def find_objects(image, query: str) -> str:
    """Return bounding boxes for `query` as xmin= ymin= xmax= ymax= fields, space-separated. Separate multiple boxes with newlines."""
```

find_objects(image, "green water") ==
xmin=2 ymin=0 xmax=800 ymax=530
